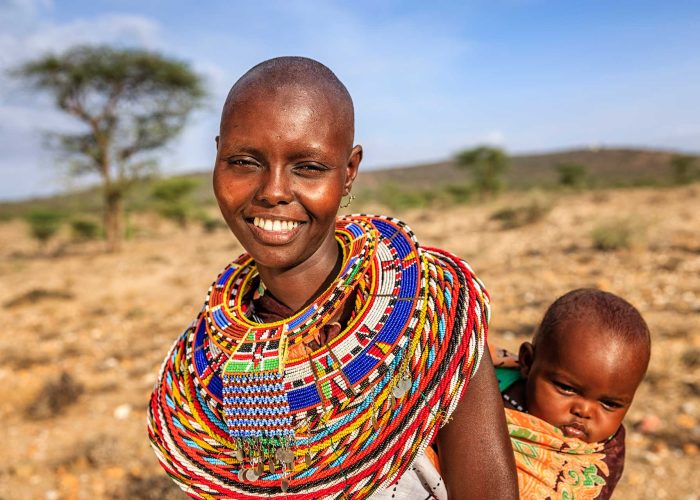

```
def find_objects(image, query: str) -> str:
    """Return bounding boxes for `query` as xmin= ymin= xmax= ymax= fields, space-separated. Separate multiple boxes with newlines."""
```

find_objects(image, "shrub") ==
xmin=443 ymin=183 xmax=474 ymax=204
xmin=591 ymin=219 xmax=644 ymax=251
xmin=490 ymin=195 xmax=552 ymax=229
xmin=555 ymin=162 xmax=588 ymax=188
xmin=670 ymin=154 xmax=697 ymax=185
xmin=198 ymin=214 xmax=228 ymax=233
xmin=455 ymin=146 xmax=510 ymax=198
xmin=152 ymin=177 xmax=200 ymax=227
xmin=71 ymin=217 xmax=101 ymax=241
xmin=25 ymin=209 xmax=64 ymax=248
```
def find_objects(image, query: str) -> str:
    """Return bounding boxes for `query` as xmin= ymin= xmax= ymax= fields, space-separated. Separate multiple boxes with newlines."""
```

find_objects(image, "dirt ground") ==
xmin=1 ymin=184 xmax=698 ymax=499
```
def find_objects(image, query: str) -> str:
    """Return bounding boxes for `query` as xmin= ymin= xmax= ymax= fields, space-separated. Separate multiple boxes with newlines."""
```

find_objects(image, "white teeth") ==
xmin=253 ymin=218 xmax=299 ymax=232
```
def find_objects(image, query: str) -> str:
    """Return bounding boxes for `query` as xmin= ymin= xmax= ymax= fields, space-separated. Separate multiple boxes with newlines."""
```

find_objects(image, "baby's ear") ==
xmin=518 ymin=342 xmax=535 ymax=378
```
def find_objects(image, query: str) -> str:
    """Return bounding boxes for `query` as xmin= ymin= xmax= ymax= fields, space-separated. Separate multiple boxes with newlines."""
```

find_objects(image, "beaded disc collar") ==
xmin=148 ymin=215 xmax=489 ymax=499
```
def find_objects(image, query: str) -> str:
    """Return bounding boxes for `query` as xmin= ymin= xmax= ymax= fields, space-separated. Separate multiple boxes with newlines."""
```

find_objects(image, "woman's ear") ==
xmin=519 ymin=342 xmax=535 ymax=378
xmin=344 ymin=145 xmax=363 ymax=195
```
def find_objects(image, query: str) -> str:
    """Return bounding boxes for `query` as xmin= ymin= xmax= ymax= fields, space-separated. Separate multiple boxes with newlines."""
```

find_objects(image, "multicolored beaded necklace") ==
xmin=148 ymin=215 xmax=489 ymax=499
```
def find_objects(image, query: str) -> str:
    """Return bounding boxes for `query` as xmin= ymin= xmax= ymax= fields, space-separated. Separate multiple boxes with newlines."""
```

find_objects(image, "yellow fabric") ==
xmin=506 ymin=408 xmax=609 ymax=500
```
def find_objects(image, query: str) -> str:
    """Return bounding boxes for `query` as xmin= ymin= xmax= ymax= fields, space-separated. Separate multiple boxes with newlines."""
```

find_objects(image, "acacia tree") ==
xmin=455 ymin=145 xmax=510 ymax=198
xmin=15 ymin=45 xmax=205 ymax=251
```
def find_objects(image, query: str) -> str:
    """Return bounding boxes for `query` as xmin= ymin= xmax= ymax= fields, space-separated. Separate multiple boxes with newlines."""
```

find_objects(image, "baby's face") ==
xmin=521 ymin=323 xmax=646 ymax=443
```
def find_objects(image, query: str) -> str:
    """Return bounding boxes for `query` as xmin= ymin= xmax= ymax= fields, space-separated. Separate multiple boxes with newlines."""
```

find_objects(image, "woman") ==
xmin=148 ymin=56 xmax=517 ymax=499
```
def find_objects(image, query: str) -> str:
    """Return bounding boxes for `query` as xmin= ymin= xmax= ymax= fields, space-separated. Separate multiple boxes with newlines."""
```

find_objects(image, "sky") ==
xmin=1 ymin=0 xmax=699 ymax=200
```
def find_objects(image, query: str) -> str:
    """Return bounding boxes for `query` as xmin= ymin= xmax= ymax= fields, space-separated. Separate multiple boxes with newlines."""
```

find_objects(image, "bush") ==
xmin=591 ymin=219 xmax=644 ymax=251
xmin=671 ymin=154 xmax=697 ymax=185
xmin=25 ymin=209 xmax=64 ymax=248
xmin=455 ymin=146 xmax=510 ymax=198
xmin=152 ymin=177 xmax=200 ymax=227
xmin=490 ymin=195 xmax=552 ymax=229
xmin=555 ymin=162 xmax=588 ymax=188
xmin=198 ymin=214 xmax=228 ymax=233
xmin=71 ymin=217 xmax=101 ymax=241
xmin=443 ymin=183 xmax=474 ymax=204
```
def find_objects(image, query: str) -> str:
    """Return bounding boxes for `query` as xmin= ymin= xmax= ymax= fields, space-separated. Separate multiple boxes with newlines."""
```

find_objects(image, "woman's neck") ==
xmin=256 ymin=236 xmax=341 ymax=312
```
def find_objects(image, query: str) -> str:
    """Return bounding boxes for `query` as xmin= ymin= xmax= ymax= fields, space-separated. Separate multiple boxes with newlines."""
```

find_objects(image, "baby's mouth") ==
xmin=560 ymin=421 xmax=589 ymax=441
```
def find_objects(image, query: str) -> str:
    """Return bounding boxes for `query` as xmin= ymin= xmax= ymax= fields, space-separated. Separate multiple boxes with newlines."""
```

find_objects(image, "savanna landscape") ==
xmin=1 ymin=149 xmax=699 ymax=499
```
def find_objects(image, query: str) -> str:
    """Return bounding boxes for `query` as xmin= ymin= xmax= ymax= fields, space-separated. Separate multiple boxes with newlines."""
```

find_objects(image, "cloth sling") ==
xmin=494 ymin=348 xmax=625 ymax=500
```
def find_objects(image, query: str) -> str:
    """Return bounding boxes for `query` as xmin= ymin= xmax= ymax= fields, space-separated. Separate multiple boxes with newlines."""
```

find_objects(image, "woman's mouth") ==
xmin=246 ymin=216 xmax=305 ymax=244
xmin=560 ymin=422 xmax=589 ymax=441
xmin=252 ymin=217 xmax=301 ymax=232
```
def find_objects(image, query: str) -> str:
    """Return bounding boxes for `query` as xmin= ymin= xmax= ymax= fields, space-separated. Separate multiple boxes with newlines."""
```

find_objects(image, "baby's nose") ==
xmin=571 ymin=398 xmax=593 ymax=419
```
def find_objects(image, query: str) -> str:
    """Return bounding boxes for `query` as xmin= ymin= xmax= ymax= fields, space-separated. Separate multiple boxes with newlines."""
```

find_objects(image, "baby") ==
xmin=496 ymin=288 xmax=651 ymax=499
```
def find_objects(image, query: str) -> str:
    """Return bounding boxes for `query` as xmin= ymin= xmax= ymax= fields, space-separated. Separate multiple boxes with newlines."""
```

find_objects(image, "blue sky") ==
xmin=1 ymin=0 xmax=699 ymax=200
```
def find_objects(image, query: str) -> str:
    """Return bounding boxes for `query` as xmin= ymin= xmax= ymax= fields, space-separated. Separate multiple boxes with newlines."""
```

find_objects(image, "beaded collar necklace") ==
xmin=149 ymin=215 xmax=489 ymax=499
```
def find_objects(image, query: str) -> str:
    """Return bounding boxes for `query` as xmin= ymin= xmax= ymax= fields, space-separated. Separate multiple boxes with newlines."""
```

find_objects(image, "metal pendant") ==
xmin=281 ymin=478 xmax=289 ymax=493
xmin=276 ymin=447 xmax=295 ymax=465
xmin=305 ymin=451 xmax=312 ymax=467
xmin=398 ymin=376 xmax=412 ymax=393
xmin=255 ymin=461 xmax=264 ymax=476
xmin=237 ymin=468 xmax=247 ymax=482
xmin=245 ymin=468 xmax=259 ymax=481
xmin=233 ymin=448 xmax=244 ymax=462
xmin=372 ymin=412 xmax=380 ymax=431
xmin=392 ymin=376 xmax=412 ymax=398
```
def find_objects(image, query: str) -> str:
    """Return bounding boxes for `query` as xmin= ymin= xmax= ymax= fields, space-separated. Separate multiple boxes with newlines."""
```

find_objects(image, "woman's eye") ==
xmin=227 ymin=158 xmax=258 ymax=168
xmin=295 ymin=163 xmax=328 ymax=174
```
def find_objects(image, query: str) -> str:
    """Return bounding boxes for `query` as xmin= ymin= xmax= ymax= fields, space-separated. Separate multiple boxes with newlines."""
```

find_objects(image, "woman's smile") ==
xmin=246 ymin=216 xmax=306 ymax=245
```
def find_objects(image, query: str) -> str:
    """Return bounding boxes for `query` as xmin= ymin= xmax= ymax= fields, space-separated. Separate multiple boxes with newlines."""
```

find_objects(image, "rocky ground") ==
xmin=0 ymin=184 xmax=698 ymax=499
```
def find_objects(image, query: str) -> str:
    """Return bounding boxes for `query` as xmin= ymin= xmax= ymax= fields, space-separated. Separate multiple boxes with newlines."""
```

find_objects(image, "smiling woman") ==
xmin=148 ymin=57 xmax=518 ymax=499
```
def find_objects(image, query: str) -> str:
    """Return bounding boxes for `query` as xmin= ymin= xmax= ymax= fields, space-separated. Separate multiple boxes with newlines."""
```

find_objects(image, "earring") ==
xmin=339 ymin=193 xmax=355 ymax=209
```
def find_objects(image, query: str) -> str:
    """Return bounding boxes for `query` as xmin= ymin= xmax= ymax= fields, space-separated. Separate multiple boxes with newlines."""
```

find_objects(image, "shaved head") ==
xmin=221 ymin=57 xmax=355 ymax=151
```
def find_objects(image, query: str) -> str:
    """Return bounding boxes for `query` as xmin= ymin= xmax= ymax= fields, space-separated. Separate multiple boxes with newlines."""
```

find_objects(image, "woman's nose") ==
xmin=255 ymin=166 xmax=293 ymax=206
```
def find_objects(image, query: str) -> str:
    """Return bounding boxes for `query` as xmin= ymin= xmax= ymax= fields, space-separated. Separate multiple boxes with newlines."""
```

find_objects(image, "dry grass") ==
xmin=0 ymin=184 xmax=699 ymax=499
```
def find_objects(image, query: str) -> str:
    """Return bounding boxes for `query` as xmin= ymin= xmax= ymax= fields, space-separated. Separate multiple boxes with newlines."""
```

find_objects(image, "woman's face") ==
xmin=213 ymin=85 xmax=361 ymax=272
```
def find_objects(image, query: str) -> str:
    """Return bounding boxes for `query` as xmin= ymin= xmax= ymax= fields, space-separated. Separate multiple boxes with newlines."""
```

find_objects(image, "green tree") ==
xmin=25 ymin=209 xmax=64 ymax=251
xmin=455 ymin=146 xmax=510 ymax=198
xmin=670 ymin=154 xmax=697 ymax=185
xmin=555 ymin=162 xmax=588 ymax=188
xmin=151 ymin=177 xmax=200 ymax=228
xmin=14 ymin=45 xmax=205 ymax=251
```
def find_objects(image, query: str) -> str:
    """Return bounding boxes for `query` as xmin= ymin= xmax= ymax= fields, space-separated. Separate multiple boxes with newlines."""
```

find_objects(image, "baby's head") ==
xmin=519 ymin=288 xmax=651 ymax=442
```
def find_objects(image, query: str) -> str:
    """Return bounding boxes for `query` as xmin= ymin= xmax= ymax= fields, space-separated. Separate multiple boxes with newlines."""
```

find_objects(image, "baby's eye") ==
xmin=553 ymin=381 xmax=576 ymax=394
xmin=600 ymin=400 xmax=624 ymax=410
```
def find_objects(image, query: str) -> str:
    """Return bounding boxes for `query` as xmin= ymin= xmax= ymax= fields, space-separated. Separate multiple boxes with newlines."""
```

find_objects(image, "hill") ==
xmin=353 ymin=147 xmax=694 ymax=191
xmin=0 ymin=147 xmax=697 ymax=218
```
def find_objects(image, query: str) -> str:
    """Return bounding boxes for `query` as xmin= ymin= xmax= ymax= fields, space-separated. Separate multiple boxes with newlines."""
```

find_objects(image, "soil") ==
xmin=1 ymin=184 xmax=698 ymax=499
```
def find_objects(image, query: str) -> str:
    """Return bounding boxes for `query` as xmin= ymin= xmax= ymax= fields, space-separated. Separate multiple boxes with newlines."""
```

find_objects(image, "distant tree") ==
xmin=14 ymin=45 xmax=205 ymax=251
xmin=25 ymin=209 xmax=64 ymax=251
xmin=555 ymin=162 xmax=588 ymax=188
xmin=670 ymin=154 xmax=697 ymax=185
xmin=455 ymin=146 xmax=510 ymax=198
xmin=151 ymin=177 xmax=200 ymax=228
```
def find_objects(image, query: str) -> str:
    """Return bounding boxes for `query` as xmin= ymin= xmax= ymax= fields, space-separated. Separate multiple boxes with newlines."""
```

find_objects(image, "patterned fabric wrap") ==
xmin=148 ymin=215 xmax=489 ymax=499
xmin=506 ymin=408 xmax=609 ymax=500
